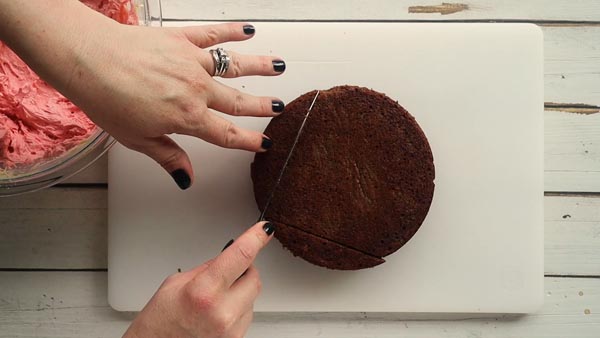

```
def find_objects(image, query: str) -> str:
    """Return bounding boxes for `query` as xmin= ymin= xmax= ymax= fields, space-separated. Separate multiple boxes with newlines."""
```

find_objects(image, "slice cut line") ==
xmin=272 ymin=221 xmax=385 ymax=270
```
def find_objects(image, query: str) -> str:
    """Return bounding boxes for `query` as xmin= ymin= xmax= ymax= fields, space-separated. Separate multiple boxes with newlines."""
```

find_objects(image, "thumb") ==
xmin=134 ymin=135 xmax=194 ymax=190
xmin=206 ymin=221 xmax=275 ymax=287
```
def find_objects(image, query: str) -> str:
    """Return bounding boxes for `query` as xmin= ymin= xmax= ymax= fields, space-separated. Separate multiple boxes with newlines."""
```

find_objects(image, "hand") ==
xmin=68 ymin=21 xmax=285 ymax=189
xmin=123 ymin=221 xmax=275 ymax=338
xmin=0 ymin=1 xmax=285 ymax=189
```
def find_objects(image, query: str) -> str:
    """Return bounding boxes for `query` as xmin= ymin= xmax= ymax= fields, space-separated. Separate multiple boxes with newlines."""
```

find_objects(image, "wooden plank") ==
xmin=545 ymin=109 xmax=600 ymax=193
xmin=0 ymin=272 xmax=131 ymax=338
xmin=0 ymin=271 xmax=598 ymax=337
xmin=545 ymin=172 xmax=600 ymax=193
xmin=0 ymin=188 xmax=107 ymax=269
xmin=544 ymin=26 xmax=600 ymax=107
xmin=2 ymin=188 xmax=599 ymax=276
xmin=545 ymin=195 xmax=600 ymax=276
xmin=0 ymin=187 xmax=106 ymax=210
xmin=159 ymin=0 xmax=600 ymax=21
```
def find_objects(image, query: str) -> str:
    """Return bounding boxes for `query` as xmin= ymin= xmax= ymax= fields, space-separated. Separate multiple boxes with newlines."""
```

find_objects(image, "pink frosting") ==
xmin=0 ymin=0 xmax=137 ymax=169
xmin=81 ymin=0 xmax=139 ymax=25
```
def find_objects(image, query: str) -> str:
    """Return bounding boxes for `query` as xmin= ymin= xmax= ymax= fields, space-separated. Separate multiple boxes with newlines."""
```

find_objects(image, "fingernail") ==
xmin=272 ymin=60 xmax=286 ymax=73
xmin=272 ymin=100 xmax=285 ymax=113
xmin=221 ymin=239 xmax=234 ymax=252
xmin=170 ymin=169 xmax=191 ymax=190
xmin=262 ymin=222 xmax=275 ymax=236
xmin=243 ymin=25 xmax=255 ymax=35
xmin=261 ymin=137 xmax=273 ymax=150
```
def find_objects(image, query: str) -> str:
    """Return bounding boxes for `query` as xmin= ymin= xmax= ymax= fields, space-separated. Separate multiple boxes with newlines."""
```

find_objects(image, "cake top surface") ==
xmin=252 ymin=85 xmax=435 ymax=269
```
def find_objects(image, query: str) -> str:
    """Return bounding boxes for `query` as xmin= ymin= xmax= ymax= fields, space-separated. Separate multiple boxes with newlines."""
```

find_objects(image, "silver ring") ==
xmin=209 ymin=48 xmax=230 ymax=77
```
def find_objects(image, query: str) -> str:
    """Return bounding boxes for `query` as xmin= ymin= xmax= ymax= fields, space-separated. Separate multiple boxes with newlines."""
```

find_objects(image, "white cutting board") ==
xmin=108 ymin=23 xmax=544 ymax=313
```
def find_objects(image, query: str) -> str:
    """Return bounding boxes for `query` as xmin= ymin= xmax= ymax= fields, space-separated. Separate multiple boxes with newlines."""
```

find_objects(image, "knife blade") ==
xmin=258 ymin=90 xmax=320 ymax=222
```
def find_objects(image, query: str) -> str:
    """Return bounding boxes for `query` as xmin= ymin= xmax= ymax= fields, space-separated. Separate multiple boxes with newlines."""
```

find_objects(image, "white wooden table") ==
xmin=1 ymin=1 xmax=599 ymax=337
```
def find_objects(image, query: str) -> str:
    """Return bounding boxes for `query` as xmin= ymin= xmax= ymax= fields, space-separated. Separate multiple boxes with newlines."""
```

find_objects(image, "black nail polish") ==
xmin=170 ymin=169 xmax=191 ymax=190
xmin=272 ymin=100 xmax=285 ymax=113
xmin=261 ymin=137 xmax=273 ymax=150
xmin=243 ymin=25 xmax=255 ymax=35
xmin=272 ymin=60 xmax=286 ymax=73
xmin=262 ymin=222 xmax=275 ymax=236
xmin=221 ymin=239 xmax=234 ymax=252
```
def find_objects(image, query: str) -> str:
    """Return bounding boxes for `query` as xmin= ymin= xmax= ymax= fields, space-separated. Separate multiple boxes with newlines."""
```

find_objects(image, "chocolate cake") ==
xmin=251 ymin=85 xmax=435 ymax=270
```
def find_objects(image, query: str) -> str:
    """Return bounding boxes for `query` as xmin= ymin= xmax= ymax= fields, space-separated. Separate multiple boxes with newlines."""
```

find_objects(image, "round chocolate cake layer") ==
xmin=251 ymin=85 xmax=435 ymax=270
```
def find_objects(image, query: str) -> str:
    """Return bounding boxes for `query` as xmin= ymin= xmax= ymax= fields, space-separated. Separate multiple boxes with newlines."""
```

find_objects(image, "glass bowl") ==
xmin=0 ymin=0 xmax=162 ymax=197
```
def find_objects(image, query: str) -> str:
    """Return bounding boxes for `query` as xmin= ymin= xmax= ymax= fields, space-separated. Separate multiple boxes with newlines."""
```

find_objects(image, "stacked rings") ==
xmin=210 ymin=48 xmax=230 ymax=77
